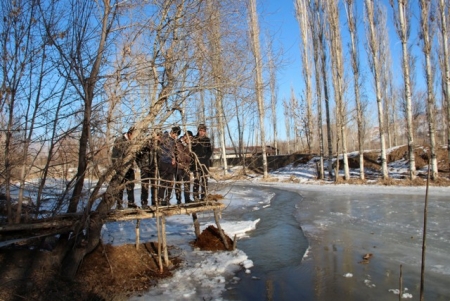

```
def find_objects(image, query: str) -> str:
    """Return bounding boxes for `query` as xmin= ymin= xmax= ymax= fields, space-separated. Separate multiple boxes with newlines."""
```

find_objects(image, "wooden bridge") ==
xmin=1 ymin=200 xmax=229 ymax=271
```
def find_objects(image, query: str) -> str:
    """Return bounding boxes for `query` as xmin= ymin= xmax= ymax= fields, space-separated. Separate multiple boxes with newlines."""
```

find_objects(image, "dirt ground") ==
xmin=0 ymin=225 xmax=231 ymax=301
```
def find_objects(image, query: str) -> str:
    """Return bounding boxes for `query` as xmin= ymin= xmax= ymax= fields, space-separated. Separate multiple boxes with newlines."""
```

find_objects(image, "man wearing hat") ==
xmin=157 ymin=126 xmax=181 ymax=206
xmin=191 ymin=124 xmax=212 ymax=201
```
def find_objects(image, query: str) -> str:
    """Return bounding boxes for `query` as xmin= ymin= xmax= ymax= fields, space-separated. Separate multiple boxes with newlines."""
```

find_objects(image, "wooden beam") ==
xmin=105 ymin=203 xmax=225 ymax=223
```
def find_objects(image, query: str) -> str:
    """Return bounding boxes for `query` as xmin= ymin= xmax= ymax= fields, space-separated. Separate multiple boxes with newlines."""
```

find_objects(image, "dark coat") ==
xmin=159 ymin=132 xmax=176 ymax=165
xmin=175 ymin=140 xmax=192 ymax=172
xmin=136 ymin=138 xmax=159 ymax=174
xmin=191 ymin=135 xmax=212 ymax=169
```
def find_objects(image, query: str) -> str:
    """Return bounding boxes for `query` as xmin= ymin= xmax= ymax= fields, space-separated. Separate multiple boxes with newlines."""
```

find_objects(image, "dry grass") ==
xmin=260 ymin=176 xmax=280 ymax=182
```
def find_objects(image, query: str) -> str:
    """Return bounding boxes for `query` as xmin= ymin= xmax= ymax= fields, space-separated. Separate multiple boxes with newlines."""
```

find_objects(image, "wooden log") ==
xmin=213 ymin=209 xmax=229 ymax=250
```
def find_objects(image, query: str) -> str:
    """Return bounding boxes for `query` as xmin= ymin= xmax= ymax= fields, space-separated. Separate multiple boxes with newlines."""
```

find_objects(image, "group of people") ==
xmin=111 ymin=124 xmax=212 ymax=210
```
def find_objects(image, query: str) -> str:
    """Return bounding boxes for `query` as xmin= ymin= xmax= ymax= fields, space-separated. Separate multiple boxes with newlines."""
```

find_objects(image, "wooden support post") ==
xmin=232 ymin=234 xmax=237 ymax=250
xmin=156 ymin=212 xmax=163 ymax=273
xmin=213 ymin=209 xmax=229 ymax=250
xmin=135 ymin=219 xmax=141 ymax=250
xmin=192 ymin=213 xmax=200 ymax=238
xmin=161 ymin=215 xmax=171 ymax=266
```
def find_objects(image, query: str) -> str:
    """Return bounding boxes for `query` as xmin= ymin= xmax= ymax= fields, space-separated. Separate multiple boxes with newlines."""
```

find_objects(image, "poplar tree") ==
xmin=326 ymin=0 xmax=350 ymax=180
xmin=295 ymin=0 xmax=314 ymax=154
xmin=364 ymin=0 xmax=389 ymax=179
xmin=344 ymin=0 xmax=366 ymax=180
xmin=419 ymin=0 xmax=438 ymax=179
xmin=390 ymin=0 xmax=416 ymax=180
xmin=247 ymin=0 xmax=268 ymax=178
xmin=310 ymin=0 xmax=325 ymax=179
xmin=437 ymin=0 xmax=450 ymax=170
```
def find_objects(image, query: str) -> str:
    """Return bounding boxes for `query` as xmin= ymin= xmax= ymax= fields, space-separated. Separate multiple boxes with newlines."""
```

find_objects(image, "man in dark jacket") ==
xmin=191 ymin=124 xmax=212 ymax=201
xmin=111 ymin=126 xmax=137 ymax=209
xmin=157 ymin=126 xmax=180 ymax=206
xmin=175 ymin=131 xmax=193 ymax=204
xmin=136 ymin=131 xmax=160 ymax=208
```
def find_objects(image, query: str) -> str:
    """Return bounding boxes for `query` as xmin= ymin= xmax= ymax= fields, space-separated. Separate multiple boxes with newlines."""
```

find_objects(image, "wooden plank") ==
xmin=105 ymin=203 xmax=225 ymax=223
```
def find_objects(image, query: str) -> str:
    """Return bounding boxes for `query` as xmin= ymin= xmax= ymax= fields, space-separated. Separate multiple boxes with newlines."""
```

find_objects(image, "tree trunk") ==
xmin=365 ymin=0 xmax=389 ymax=179
xmin=326 ymin=0 xmax=349 ymax=180
xmin=345 ymin=0 xmax=365 ymax=180
xmin=295 ymin=0 xmax=314 ymax=154
xmin=248 ymin=0 xmax=268 ymax=178
xmin=419 ymin=0 xmax=438 ymax=179
xmin=311 ymin=0 xmax=325 ymax=179
xmin=437 ymin=0 xmax=450 ymax=172
xmin=319 ymin=22 xmax=334 ymax=179
xmin=207 ymin=0 xmax=228 ymax=174
xmin=391 ymin=0 xmax=416 ymax=180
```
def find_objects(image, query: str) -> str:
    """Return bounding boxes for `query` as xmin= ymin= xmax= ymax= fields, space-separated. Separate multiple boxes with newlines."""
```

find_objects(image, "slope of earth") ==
xmin=0 ymin=227 xmax=231 ymax=301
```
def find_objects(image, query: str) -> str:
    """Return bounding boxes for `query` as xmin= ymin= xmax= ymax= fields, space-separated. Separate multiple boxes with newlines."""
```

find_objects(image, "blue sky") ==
xmin=261 ymin=0 xmax=303 ymax=104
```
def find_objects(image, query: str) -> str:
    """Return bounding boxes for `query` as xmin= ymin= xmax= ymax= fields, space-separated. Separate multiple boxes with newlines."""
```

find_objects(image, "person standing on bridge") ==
xmin=191 ymin=124 xmax=212 ymax=202
xmin=175 ymin=131 xmax=193 ymax=204
xmin=157 ymin=126 xmax=180 ymax=206
xmin=136 ymin=131 xmax=160 ymax=209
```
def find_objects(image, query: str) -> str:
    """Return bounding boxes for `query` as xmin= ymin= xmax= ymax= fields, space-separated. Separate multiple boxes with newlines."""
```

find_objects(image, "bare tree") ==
xmin=378 ymin=6 xmax=395 ymax=149
xmin=318 ymin=4 xmax=334 ymax=178
xmin=206 ymin=0 xmax=228 ymax=174
xmin=437 ymin=0 xmax=450 ymax=170
xmin=419 ymin=0 xmax=438 ymax=179
xmin=364 ymin=0 xmax=389 ymax=179
xmin=344 ymin=0 xmax=366 ymax=180
xmin=283 ymin=97 xmax=291 ymax=154
xmin=310 ymin=0 xmax=325 ymax=179
xmin=39 ymin=0 xmax=120 ymax=215
xmin=247 ymin=0 xmax=267 ymax=178
xmin=326 ymin=0 xmax=350 ymax=180
xmin=267 ymin=37 xmax=279 ymax=155
xmin=390 ymin=0 xmax=416 ymax=180
xmin=295 ymin=0 xmax=314 ymax=154
xmin=0 ymin=0 xmax=43 ymax=223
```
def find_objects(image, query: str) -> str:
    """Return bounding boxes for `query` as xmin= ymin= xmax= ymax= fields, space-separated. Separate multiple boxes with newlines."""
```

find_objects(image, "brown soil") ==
xmin=338 ymin=145 xmax=450 ymax=174
xmin=0 ymin=226 xmax=232 ymax=301
xmin=191 ymin=225 xmax=234 ymax=251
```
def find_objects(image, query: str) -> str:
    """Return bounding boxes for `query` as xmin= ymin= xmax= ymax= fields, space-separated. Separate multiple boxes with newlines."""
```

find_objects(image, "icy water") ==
xmin=223 ymin=187 xmax=313 ymax=300
xmin=224 ymin=184 xmax=450 ymax=301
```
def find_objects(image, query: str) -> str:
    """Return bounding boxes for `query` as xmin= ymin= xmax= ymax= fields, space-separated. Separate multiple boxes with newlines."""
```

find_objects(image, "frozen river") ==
xmin=223 ymin=183 xmax=450 ymax=300
xmin=120 ymin=182 xmax=450 ymax=300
